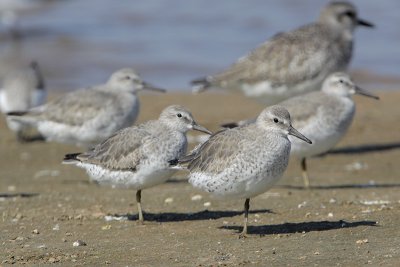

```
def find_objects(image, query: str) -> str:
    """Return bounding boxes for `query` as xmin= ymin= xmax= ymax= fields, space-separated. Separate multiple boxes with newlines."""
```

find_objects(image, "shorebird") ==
xmin=0 ymin=61 xmax=46 ymax=141
xmin=63 ymin=105 xmax=212 ymax=222
xmin=192 ymin=1 xmax=374 ymax=105
xmin=176 ymin=106 xmax=311 ymax=237
xmin=222 ymin=72 xmax=379 ymax=188
xmin=8 ymin=68 xmax=165 ymax=147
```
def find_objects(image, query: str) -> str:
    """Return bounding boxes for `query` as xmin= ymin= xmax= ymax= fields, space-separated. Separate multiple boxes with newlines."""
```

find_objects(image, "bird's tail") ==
xmin=191 ymin=77 xmax=212 ymax=94
xmin=7 ymin=111 xmax=28 ymax=116
xmin=62 ymin=153 xmax=82 ymax=164
xmin=168 ymin=141 xmax=206 ymax=170
xmin=220 ymin=118 xmax=256 ymax=129
xmin=220 ymin=122 xmax=240 ymax=129
xmin=168 ymin=158 xmax=186 ymax=170
xmin=7 ymin=111 xmax=39 ymax=126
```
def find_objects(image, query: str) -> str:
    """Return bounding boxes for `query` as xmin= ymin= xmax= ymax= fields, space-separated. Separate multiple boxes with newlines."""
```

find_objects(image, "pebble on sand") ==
xmin=191 ymin=194 xmax=203 ymax=201
xmin=164 ymin=197 xmax=174 ymax=204
xmin=73 ymin=240 xmax=87 ymax=247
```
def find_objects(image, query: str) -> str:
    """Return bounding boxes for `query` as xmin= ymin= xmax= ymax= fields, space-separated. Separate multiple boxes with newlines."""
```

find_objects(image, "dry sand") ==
xmin=1 ymin=91 xmax=399 ymax=266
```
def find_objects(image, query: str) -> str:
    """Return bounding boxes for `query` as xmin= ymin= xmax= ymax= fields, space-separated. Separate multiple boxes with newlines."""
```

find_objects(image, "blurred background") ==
xmin=0 ymin=0 xmax=399 ymax=92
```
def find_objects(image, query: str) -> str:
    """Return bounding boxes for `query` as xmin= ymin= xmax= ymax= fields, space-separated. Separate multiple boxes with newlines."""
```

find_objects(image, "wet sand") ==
xmin=1 ymin=91 xmax=399 ymax=266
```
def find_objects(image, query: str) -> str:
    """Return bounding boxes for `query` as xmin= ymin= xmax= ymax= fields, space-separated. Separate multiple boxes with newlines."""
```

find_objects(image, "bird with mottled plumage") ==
xmin=192 ymin=1 xmax=374 ymax=104
xmin=176 ymin=106 xmax=311 ymax=237
xmin=7 ymin=68 xmax=165 ymax=147
xmin=0 ymin=61 xmax=46 ymax=141
xmin=63 ymin=105 xmax=212 ymax=222
xmin=221 ymin=72 xmax=379 ymax=188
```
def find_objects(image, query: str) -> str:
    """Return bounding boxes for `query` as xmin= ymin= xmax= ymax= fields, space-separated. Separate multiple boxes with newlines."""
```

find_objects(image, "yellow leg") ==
xmin=136 ymin=190 xmax=144 ymax=222
xmin=239 ymin=198 xmax=250 ymax=238
xmin=301 ymin=158 xmax=310 ymax=189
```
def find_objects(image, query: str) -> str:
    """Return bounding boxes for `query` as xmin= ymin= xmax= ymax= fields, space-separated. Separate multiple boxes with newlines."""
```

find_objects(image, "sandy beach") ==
xmin=1 ymin=91 xmax=399 ymax=266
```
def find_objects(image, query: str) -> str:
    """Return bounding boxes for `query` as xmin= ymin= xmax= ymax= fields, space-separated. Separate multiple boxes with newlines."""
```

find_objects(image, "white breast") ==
xmin=290 ymin=98 xmax=355 ymax=158
xmin=189 ymin=134 xmax=291 ymax=200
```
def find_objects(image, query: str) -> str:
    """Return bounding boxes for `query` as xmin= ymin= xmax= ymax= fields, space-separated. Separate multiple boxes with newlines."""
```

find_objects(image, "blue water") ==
xmin=0 ymin=0 xmax=399 ymax=91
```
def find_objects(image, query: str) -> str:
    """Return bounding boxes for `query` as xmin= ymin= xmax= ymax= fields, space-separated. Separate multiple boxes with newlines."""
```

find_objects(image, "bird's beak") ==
xmin=141 ymin=82 xmax=166 ymax=93
xmin=288 ymin=126 xmax=312 ymax=144
xmin=357 ymin=18 xmax=374 ymax=28
xmin=191 ymin=123 xmax=213 ymax=135
xmin=354 ymin=86 xmax=379 ymax=100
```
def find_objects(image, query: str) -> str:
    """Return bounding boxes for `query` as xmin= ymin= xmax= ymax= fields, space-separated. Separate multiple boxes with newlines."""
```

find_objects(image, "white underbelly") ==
xmin=241 ymin=77 xmax=323 ymax=105
xmin=37 ymin=121 xmax=110 ymax=147
xmin=290 ymin=131 xmax=344 ymax=158
xmin=78 ymin=162 xmax=176 ymax=190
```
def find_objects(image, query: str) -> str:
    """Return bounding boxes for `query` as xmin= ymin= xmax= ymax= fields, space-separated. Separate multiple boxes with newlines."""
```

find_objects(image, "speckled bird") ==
xmin=177 ymin=106 xmax=311 ymax=237
xmin=8 ymin=68 xmax=165 ymax=147
xmin=63 ymin=105 xmax=212 ymax=222
xmin=192 ymin=1 xmax=374 ymax=105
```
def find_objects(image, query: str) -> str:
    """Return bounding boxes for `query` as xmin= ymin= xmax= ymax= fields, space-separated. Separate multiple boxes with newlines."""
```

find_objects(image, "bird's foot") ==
xmin=239 ymin=232 xmax=248 ymax=239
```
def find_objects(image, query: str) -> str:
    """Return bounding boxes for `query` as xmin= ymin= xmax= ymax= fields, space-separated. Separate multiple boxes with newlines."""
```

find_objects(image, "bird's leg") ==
xmin=301 ymin=158 xmax=310 ymax=189
xmin=16 ymin=131 xmax=26 ymax=143
xmin=239 ymin=198 xmax=250 ymax=238
xmin=136 ymin=190 xmax=144 ymax=223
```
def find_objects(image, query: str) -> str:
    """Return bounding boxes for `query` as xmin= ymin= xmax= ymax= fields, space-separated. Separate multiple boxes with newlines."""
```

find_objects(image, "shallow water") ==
xmin=0 ymin=0 xmax=399 ymax=91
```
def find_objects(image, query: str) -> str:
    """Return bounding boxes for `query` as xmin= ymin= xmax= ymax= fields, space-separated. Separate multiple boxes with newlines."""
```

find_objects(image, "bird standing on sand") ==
xmin=63 ymin=105 xmax=212 ymax=222
xmin=281 ymin=72 xmax=379 ymax=187
xmin=222 ymin=72 xmax=379 ymax=188
xmin=192 ymin=1 xmax=374 ymax=105
xmin=0 ymin=61 xmax=46 ymax=141
xmin=8 ymin=68 xmax=165 ymax=147
xmin=176 ymin=106 xmax=311 ymax=237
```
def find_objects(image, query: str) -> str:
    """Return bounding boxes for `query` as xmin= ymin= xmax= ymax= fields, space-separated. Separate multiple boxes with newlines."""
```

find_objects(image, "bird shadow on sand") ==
xmin=326 ymin=142 xmax=400 ymax=155
xmin=109 ymin=209 xmax=273 ymax=223
xmin=220 ymin=220 xmax=377 ymax=236
xmin=61 ymin=179 xmax=93 ymax=185
xmin=0 ymin=192 xmax=39 ymax=198
xmin=278 ymin=183 xmax=400 ymax=190
xmin=18 ymin=134 xmax=46 ymax=143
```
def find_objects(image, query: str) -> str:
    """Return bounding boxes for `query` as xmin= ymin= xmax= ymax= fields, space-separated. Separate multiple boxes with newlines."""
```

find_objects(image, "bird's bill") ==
xmin=357 ymin=18 xmax=374 ymax=28
xmin=141 ymin=82 xmax=166 ymax=93
xmin=355 ymin=86 xmax=379 ymax=100
xmin=191 ymin=123 xmax=213 ymax=135
xmin=288 ymin=126 xmax=312 ymax=144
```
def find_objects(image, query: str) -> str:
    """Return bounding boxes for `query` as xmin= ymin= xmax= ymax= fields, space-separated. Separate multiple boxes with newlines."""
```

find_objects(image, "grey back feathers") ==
xmin=182 ymin=106 xmax=295 ymax=174
xmin=7 ymin=68 xmax=163 ymax=147
xmin=64 ymin=105 xmax=204 ymax=181
xmin=192 ymin=1 xmax=373 ymax=105
xmin=221 ymin=72 xmax=377 ymax=160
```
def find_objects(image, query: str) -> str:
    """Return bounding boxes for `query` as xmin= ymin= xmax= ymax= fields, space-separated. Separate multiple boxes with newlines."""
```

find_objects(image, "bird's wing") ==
xmin=279 ymin=92 xmax=326 ymax=129
xmin=212 ymin=24 xmax=332 ymax=87
xmin=178 ymin=129 xmax=227 ymax=164
xmin=182 ymin=128 xmax=247 ymax=174
xmin=30 ymin=88 xmax=119 ymax=126
xmin=77 ymin=126 xmax=151 ymax=171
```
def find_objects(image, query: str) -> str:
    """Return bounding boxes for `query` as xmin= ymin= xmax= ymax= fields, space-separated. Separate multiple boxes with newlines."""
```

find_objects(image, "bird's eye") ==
xmin=177 ymin=113 xmax=182 ymax=118
xmin=339 ymin=80 xmax=344 ymax=83
xmin=345 ymin=11 xmax=355 ymax=18
xmin=125 ymin=76 xmax=131 ymax=80
xmin=273 ymin=118 xmax=279 ymax=123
